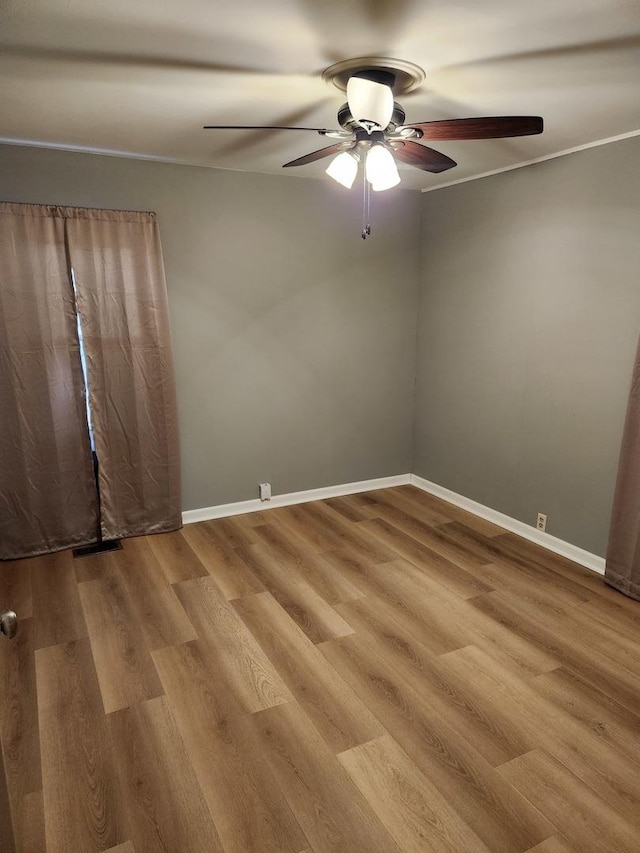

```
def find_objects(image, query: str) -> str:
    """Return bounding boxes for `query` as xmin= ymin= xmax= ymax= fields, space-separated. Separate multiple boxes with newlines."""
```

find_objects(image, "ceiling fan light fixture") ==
xmin=365 ymin=144 xmax=400 ymax=191
xmin=325 ymin=150 xmax=360 ymax=188
xmin=346 ymin=76 xmax=394 ymax=130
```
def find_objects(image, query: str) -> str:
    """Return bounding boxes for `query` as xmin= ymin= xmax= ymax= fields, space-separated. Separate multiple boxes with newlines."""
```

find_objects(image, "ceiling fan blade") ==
xmin=203 ymin=125 xmax=338 ymax=133
xmin=406 ymin=116 xmax=543 ymax=140
xmin=283 ymin=142 xmax=353 ymax=168
xmin=392 ymin=141 xmax=457 ymax=173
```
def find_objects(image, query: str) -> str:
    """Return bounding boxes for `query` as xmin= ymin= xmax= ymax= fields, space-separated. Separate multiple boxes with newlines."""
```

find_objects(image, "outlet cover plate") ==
xmin=259 ymin=483 xmax=272 ymax=502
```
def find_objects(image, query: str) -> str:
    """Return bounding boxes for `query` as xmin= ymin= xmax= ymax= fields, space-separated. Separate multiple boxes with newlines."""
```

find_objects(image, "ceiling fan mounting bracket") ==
xmin=322 ymin=57 xmax=426 ymax=96
xmin=352 ymin=69 xmax=396 ymax=88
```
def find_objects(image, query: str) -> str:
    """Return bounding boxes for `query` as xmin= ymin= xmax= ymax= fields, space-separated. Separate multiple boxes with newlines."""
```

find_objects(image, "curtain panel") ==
xmin=0 ymin=202 xmax=181 ymax=560
xmin=66 ymin=208 xmax=181 ymax=539
xmin=0 ymin=203 xmax=98 ymax=558
xmin=605 ymin=332 xmax=640 ymax=601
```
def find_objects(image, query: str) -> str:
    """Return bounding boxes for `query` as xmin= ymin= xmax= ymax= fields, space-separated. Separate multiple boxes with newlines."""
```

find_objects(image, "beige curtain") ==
xmin=0 ymin=203 xmax=98 ymax=559
xmin=605 ymin=332 xmax=640 ymax=601
xmin=65 ymin=208 xmax=181 ymax=540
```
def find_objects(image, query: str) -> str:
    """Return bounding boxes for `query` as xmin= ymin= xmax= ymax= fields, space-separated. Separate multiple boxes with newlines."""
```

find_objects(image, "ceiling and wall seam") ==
xmin=421 ymin=129 xmax=640 ymax=194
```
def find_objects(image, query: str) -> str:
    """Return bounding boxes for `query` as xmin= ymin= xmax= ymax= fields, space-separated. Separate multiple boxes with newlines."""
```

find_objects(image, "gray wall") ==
xmin=3 ymin=137 xmax=639 ymax=556
xmin=0 ymin=143 xmax=421 ymax=510
xmin=415 ymin=136 xmax=640 ymax=556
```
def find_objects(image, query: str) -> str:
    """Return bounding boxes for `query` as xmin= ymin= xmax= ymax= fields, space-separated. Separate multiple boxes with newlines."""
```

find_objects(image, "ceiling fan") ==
xmin=204 ymin=58 xmax=543 ymax=190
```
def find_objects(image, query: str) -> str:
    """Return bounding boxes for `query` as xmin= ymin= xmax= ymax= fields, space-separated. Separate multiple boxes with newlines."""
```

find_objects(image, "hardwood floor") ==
xmin=1 ymin=485 xmax=640 ymax=853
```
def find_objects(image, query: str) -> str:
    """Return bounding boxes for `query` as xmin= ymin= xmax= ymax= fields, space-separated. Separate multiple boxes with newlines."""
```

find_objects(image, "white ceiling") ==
xmin=1 ymin=0 xmax=639 ymax=191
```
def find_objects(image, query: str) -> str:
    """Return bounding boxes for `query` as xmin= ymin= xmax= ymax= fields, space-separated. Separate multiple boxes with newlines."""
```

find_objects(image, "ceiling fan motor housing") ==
xmin=337 ymin=101 xmax=406 ymax=133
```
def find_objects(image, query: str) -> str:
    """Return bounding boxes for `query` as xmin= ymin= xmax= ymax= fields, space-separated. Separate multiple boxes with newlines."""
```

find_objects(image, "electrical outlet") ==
xmin=259 ymin=482 xmax=271 ymax=502
xmin=536 ymin=513 xmax=547 ymax=532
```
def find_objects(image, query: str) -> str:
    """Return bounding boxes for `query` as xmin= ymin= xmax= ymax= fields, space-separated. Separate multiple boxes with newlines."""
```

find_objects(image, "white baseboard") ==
xmin=182 ymin=473 xmax=412 ymax=525
xmin=182 ymin=470 xmax=605 ymax=577
xmin=410 ymin=475 xmax=605 ymax=575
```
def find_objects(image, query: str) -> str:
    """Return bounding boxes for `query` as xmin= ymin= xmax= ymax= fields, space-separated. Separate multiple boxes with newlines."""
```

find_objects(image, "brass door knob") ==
xmin=0 ymin=610 xmax=17 ymax=639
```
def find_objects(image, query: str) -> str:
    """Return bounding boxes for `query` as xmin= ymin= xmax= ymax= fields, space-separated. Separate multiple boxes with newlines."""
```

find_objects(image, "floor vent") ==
xmin=73 ymin=540 xmax=122 ymax=558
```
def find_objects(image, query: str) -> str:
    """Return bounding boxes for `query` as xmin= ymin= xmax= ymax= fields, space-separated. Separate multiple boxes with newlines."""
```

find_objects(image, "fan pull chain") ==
xmin=361 ymin=169 xmax=372 ymax=240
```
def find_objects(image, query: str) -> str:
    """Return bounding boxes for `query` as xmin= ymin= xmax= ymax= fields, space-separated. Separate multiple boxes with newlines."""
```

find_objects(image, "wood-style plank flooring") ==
xmin=2 ymin=485 xmax=640 ymax=853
